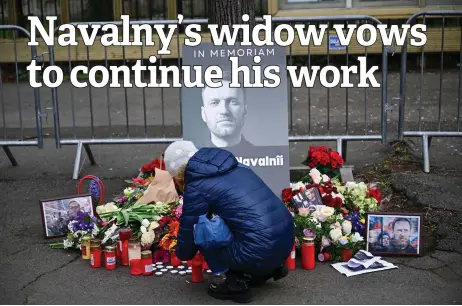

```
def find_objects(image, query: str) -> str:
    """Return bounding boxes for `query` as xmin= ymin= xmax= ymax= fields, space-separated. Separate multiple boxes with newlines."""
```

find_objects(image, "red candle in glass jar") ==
xmin=116 ymin=239 xmax=121 ymax=260
xmin=105 ymin=246 xmax=117 ymax=270
xmin=301 ymin=237 xmax=315 ymax=270
xmin=191 ymin=265 xmax=204 ymax=283
xmin=141 ymin=251 xmax=153 ymax=276
xmin=119 ymin=228 xmax=132 ymax=266
xmin=129 ymin=259 xmax=143 ymax=275
xmin=90 ymin=246 xmax=102 ymax=268
xmin=285 ymin=241 xmax=296 ymax=270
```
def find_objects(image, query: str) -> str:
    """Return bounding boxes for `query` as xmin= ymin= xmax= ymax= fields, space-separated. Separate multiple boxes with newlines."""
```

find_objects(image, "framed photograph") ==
xmin=291 ymin=187 xmax=323 ymax=213
xmin=365 ymin=212 xmax=422 ymax=256
xmin=39 ymin=194 xmax=94 ymax=239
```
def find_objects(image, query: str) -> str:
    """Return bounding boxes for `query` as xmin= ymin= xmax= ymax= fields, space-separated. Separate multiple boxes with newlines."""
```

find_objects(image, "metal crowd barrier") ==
xmin=0 ymin=25 xmax=44 ymax=167
xmin=398 ymin=10 xmax=462 ymax=173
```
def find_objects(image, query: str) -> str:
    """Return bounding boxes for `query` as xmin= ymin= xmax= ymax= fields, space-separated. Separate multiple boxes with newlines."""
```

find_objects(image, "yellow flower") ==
xmin=360 ymin=218 xmax=365 ymax=224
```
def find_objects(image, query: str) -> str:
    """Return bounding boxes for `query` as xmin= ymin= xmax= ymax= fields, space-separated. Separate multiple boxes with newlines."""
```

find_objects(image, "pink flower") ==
xmin=117 ymin=196 xmax=128 ymax=203
xmin=175 ymin=205 xmax=183 ymax=219
xmin=309 ymin=168 xmax=322 ymax=184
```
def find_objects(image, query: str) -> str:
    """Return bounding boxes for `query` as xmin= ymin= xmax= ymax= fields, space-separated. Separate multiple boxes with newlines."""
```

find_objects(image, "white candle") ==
xmin=128 ymin=243 xmax=141 ymax=261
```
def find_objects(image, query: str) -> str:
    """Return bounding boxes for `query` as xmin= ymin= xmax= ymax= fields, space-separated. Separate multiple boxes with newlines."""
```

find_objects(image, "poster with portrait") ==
xmin=181 ymin=43 xmax=290 ymax=198
xmin=39 ymin=194 xmax=94 ymax=239
xmin=365 ymin=212 xmax=422 ymax=256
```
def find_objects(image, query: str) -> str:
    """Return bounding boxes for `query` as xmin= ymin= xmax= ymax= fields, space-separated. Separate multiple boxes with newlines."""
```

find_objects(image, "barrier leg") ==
xmin=2 ymin=146 xmax=18 ymax=166
xmin=84 ymin=144 xmax=96 ymax=166
xmin=422 ymin=135 xmax=430 ymax=173
xmin=73 ymin=142 xmax=83 ymax=180
xmin=337 ymin=139 xmax=347 ymax=162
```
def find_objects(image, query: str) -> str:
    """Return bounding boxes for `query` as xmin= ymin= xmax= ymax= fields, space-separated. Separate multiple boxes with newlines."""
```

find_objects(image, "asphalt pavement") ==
xmin=1 ymin=69 xmax=462 ymax=304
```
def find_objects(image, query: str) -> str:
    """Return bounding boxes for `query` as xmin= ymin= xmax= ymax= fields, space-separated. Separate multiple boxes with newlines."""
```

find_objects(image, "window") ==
xmin=352 ymin=0 xmax=418 ymax=8
xmin=280 ymin=0 xmax=346 ymax=10
xmin=424 ymin=0 xmax=462 ymax=5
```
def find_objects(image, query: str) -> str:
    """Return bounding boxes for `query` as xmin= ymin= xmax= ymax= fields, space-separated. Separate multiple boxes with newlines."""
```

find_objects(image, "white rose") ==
xmin=320 ymin=206 xmax=335 ymax=218
xmin=329 ymin=228 xmax=342 ymax=242
xmin=105 ymin=203 xmax=119 ymax=213
xmin=317 ymin=213 xmax=327 ymax=222
xmin=96 ymin=205 xmax=106 ymax=215
xmin=322 ymin=174 xmax=330 ymax=182
xmin=290 ymin=181 xmax=305 ymax=191
xmin=309 ymin=168 xmax=322 ymax=184
xmin=141 ymin=219 xmax=150 ymax=228
xmin=140 ymin=226 xmax=147 ymax=234
xmin=312 ymin=211 xmax=320 ymax=221
xmin=352 ymin=232 xmax=364 ymax=243
xmin=342 ymin=221 xmax=352 ymax=235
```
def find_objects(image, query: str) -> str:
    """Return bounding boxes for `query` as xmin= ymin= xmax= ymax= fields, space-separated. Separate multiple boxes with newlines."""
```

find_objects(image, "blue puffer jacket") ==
xmin=175 ymin=147 xmax=295 ymax=274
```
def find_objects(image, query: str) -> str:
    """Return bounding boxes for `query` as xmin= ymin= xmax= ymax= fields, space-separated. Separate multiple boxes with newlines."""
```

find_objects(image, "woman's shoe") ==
xmin=207 ymin=272 xmax=252 ymax=303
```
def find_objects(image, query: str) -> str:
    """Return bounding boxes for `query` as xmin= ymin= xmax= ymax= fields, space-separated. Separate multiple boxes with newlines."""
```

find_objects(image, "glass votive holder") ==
xmin=129 ymin=259 xmax=143 ymax=275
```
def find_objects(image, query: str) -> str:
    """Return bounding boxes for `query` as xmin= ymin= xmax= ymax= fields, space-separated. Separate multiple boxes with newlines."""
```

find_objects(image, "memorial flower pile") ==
xmin=49 ymin=158 xmax=179 ymax=252
xmin=283 ymin=145 xmax=382 ymax=261
xmin=49 ymin=211 xmax=101 ymax=249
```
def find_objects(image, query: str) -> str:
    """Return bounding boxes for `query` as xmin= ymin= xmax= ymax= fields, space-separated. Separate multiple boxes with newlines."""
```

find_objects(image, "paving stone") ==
xmin=431 ymin=251 xmax=462 ymax=265
xmin=449 ymin=262 xmax=462 ymax=278
xmin=433 ymin=266 xmax=462 ymax=282
xmin=385 ymin=257 xmax=406 ymax=264
xmin=406 ymin=256 xmax=446 ymax=270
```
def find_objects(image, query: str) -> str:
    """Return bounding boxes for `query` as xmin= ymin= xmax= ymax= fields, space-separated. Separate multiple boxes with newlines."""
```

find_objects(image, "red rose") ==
xmin=282 ymin=188 xmax=294 ymax=204
xmin=323 ymin=194 xmax=333 ymax=207
xmin=334 ymin=197 xmax=343 ymax=209
xmin=368 ymin=187 xmax=382 ymax=204
xmin=158 ymin=216 xmax=171 ymax=228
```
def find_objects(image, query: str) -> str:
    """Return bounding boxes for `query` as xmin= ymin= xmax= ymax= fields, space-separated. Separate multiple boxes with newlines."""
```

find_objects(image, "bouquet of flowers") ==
xmin=301 ymin=145 xmax=344 ymax=178
xmin=293 ymin=204 xmax=366 ymax=261
xmin=282 ymin=168 xmax=344 ymax=211
xmin=282 ymin=144 xmax=382 ymax=261
xmin=49 ymin=211 xmax=101 ymax=250
xmin=333 ymin=180 xmax=380 ymax=218
xmin=140 ymin=158 xmax=166 ymax=178
xmin=157 ymin=196 xmax=183 ymax=253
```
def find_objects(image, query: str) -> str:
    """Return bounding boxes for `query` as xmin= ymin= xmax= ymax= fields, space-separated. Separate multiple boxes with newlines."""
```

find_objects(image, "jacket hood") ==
xmin=185 ymin=148 xmax=238 ymax=183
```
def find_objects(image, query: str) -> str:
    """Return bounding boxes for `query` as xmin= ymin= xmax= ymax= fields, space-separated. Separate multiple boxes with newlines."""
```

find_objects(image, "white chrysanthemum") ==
xmin=141 ymin=230 xmax=155 ymax=246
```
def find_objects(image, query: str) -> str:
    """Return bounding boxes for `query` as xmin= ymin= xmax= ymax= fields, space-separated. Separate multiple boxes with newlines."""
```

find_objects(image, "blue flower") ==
xmin=345 ymin=211 xmax=364 ymax=233
xmin=89 ymin=179 xmax=100 ymax=202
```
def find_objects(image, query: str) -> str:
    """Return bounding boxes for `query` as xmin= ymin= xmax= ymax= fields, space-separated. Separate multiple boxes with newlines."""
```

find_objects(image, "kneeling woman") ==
xmin=163 ymin=141 xmax=294 ymax=303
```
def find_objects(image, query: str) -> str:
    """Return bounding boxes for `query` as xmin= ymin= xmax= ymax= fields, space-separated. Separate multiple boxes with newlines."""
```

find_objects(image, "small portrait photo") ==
xmin=291 ymin=187 xmax=323 ymax=212
xmin=366 ymin=212 xmax=422 ymax=256
xmin=39 ymin=194 xmax=94 ymax=239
